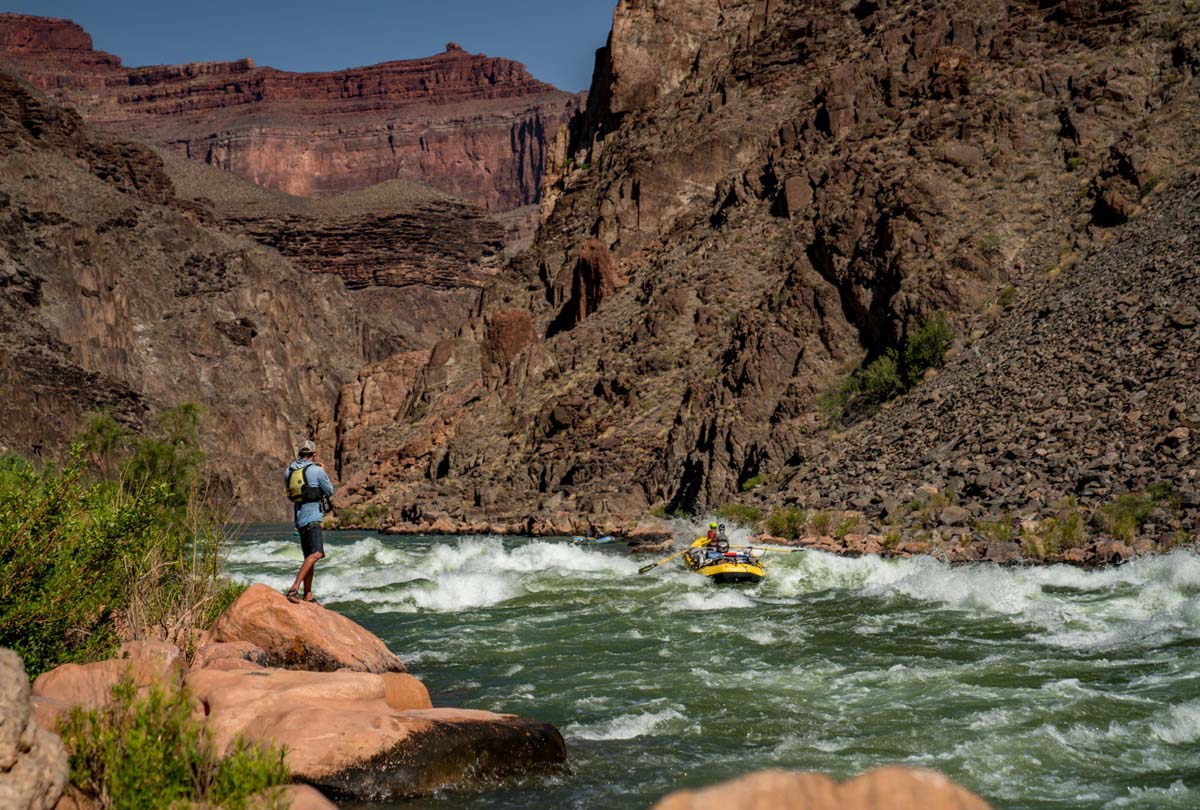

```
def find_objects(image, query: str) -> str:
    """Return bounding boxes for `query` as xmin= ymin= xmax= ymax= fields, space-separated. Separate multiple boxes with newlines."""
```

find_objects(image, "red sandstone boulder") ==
xmin=652 ymin=767 xmax=991 ymax=810
xmin=250 ymin=785 xmax=337 ymax=810
xmin=190 ymin=641 xmax=271 ymax=672
xmin=0 ymin=649 xmax=68 ymax=810
xmin=209 ymin=584 xmax=407 ymax=674
xmin=187 ymin=668 xmax=565 ymax=800
xmin=30 ymin=641 xmax=185 ymax=731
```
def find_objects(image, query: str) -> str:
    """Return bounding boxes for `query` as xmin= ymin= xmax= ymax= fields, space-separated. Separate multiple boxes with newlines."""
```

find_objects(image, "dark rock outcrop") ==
xmin=330 ymin=0 xmax=1200 ymax=542
xmin=0 ymin=70 xmax=361 ymax=514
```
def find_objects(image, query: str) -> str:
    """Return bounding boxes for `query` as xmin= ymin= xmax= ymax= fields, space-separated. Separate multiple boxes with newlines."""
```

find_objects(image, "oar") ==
xmin=638 ymin=547 xmax=691 ymax=574
xmin=730 ymin=545 xmax=804 ymax=553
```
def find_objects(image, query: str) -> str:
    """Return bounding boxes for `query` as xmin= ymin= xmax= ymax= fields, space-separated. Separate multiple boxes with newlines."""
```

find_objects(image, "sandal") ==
xmin=284 ymin=587 xmax=301 ymax=603
xmin=303 ymin=594 xmax=320 ymax=606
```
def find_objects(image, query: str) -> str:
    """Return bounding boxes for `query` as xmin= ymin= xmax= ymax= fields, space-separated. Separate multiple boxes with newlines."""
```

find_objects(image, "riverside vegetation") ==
xmin=0 ymin=404 xmax=289 ymax=808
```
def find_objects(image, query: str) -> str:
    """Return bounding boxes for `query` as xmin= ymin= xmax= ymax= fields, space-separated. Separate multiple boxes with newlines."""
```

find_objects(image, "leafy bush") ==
xmin=810 ymin=510 xmax=834 ymax=537
xmin=901 ymin=314 xmax=955 ymax=386
xmin=716 ymin=503 xmax=763 ymax=527
xmin=0 ymin=405 xmax=242 ymax=676
xmin=1096 ymin=485 xmax=1177 ymax=542
xmin=739 ymin=473 xmax=769 ymax=492
xmin=819 ymin=315 xmax=955 ymax=424
xmin=764 ymin=507 xmax=806 ymax=540
xmin=860 ymin=351 xmax=903 ymax=403
xmin=60 ymin=676 xmax=289 ymax=810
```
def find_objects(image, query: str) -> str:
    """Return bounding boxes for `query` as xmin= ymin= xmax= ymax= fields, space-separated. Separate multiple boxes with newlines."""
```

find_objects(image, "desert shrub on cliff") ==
xmin=0 ymin=405 xmax=244 ymax=676
xmin=819 ymin=315 xmax=956 ymax=424
xmin=60 ymin=675 xmax=288 ymax=810
xmin=715 ymin=502 xmax=763 ymax=528
xmin=764 ymin=507 xmax=806 ymax=539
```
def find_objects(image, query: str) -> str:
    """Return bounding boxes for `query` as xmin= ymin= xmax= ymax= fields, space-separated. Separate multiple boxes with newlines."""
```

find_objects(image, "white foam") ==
xmin=669 ymin=591 xmax=756 ymax=612
xmin=566 ymin=708 xmax=688 ymax=741
xmin=1152 ymin=700 xmax=1200 ymax=744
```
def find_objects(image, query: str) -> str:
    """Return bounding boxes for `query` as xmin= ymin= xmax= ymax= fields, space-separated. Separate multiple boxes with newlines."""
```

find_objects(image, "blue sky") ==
xmin=7 ymin=0 xmax=616 ymax=91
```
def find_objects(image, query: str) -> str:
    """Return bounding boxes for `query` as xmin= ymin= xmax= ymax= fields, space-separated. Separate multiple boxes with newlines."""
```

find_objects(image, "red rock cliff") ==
xmin=0 ymin=15 xmax=581 ymax=210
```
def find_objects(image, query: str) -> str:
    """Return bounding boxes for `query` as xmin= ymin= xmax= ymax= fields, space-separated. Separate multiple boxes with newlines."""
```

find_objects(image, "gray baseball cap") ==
xmin=298 ymin=439 xmax=316 ymax=456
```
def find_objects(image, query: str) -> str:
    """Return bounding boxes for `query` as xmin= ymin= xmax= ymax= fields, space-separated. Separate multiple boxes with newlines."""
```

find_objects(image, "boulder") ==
xmin=209 ymin=584 xmax=408 ymax=673
xmin=30 ymin=641 xmax=186 ymax=730
xmin=190 ymin=641 xmax=271 ymax=672
xmin=652 ymin=766 xmax=991 ymax=810
xmin=0 ymin=649 xmax=68 ymax=810
xmin=186 ymin=668 xmax=566 ymax=800
xmin=250 ymin=784 xmax=338 ymax=809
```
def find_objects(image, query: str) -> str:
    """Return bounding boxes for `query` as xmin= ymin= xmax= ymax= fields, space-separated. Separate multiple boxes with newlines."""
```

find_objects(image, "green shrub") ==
xmin=819 ymin=315 xmax=955 ymax=424
xmin=860 ymin=351 xmax=903 ymax=403
xmin=60 ymin=676 xmax=289 ymax=810
xmin=834 ymin=515 xmax=862 ymax=540
xmin=739 ymin=473 xmax=769 ymax=492
xmin=1097 ymin=485 xmax=1177 ymax=542
xmin=810 ymin=510 xmax=834 ymax=536
xmin=976 ymin=515 xmax=1015 ymax=544
xmin=901 ymin=314 xmax=955 ymax=386
xmin=0 ymin=405 xmax=242 ymax=677
xmin=716 ymin=503 xmax=763 ymax=527
xmin=764 ymin=507 xmax=806 ymax=540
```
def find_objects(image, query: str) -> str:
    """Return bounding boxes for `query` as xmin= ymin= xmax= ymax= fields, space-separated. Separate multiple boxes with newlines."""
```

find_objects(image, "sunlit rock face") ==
xmin=0 ymin=14 xmax=582 ymax=211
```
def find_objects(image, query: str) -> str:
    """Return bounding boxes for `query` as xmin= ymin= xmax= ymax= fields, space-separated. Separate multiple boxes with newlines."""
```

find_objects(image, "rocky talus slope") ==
xmin=329 ymin=0 xmax=1200 ymax=548
xmin=0 ymin=14 xmax=580 ymax=212
xmin=0 ymin=71 xmax=362 ymax=513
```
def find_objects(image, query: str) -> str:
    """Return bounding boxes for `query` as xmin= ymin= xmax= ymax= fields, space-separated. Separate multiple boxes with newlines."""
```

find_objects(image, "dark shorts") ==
xmin=299 ymin=522 xmax=325 ymax=558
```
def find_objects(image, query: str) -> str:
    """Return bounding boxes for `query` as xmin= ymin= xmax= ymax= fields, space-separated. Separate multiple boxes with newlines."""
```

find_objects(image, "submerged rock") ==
xmin=652 ymin=766 xmax=990 ymax=810
xmin=210 ymin=584 xmax=408 ymax=673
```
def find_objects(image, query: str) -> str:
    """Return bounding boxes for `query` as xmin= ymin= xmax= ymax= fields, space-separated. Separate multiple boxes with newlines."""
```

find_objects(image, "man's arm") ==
xmin=315 ymin=466 xmax=335 ymax=498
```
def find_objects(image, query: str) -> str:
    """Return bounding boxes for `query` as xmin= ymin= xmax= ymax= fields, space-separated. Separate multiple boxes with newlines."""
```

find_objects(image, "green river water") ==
xmin=227 ymin=526 xmax=1200 ymax=809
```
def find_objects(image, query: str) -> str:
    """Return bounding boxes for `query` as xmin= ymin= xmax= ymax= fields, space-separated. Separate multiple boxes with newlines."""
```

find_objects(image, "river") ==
xmin=226 ymin=526 xmax=1200 ymax=809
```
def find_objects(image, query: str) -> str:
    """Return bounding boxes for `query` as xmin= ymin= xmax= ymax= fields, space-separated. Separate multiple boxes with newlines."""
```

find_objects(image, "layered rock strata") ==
xmin=0 ymin=14 xmax=581 ymax=211
xmin=159 ymin=151 xmax=505 ymax=358
xmin=328 ymin=0 xmax=1200 ymax=547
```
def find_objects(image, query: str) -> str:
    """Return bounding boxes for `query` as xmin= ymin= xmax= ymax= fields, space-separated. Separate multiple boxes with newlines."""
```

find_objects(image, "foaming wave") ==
xmin=1152 ymin=700 xmax=1200 ymax=744
xmin=375 ymin=573 xmax=519 ymax=613
xmin=1103 ymin=780 xmax=1194 ymax=808
xmin=227 ymin=539 xmax=297 ymax=564
xmin=669 ymin=591 xmax=756 ymax=612
xmin=566 ymin=708 xmax=688 ymax=741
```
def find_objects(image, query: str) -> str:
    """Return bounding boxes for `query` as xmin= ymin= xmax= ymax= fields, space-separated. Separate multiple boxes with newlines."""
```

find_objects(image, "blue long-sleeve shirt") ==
xmin=285 ymin=460 xmax=334 ymax=529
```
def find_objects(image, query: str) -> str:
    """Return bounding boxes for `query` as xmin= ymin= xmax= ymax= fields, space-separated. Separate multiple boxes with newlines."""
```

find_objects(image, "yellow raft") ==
xmin=684 ymin=537 xmax=765 ymax=584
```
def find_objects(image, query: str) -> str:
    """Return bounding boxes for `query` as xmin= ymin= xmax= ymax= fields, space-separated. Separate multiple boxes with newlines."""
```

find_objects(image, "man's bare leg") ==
xmin=291 ymin=552 xmax=324 ymax=596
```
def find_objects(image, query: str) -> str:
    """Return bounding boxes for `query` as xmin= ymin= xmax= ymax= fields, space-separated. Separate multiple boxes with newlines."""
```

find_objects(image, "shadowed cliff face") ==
xmin=0 ymin=71 xmax=362 ymax=515
xmin=0 ymin=14 xmax=581 ymax=211
xmin=327 ymin=0 xmax=1200 ymax=536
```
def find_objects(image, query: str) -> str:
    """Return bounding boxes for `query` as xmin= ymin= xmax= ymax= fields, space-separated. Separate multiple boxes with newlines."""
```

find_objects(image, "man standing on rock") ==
xmin=284 ymin=439 xmax=334 ymax=605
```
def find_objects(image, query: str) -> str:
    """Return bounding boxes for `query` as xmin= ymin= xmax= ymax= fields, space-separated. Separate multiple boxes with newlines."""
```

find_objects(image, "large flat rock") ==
xmin=187 ymin=667 xmax=566 ymax=800
xmin=210 ymin=584 xmax=407 ymax=673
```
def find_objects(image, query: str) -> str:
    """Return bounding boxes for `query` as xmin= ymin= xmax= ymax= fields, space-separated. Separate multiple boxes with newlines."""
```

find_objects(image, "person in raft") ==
xmin=283 ymin=439 xmax=334 ymax=605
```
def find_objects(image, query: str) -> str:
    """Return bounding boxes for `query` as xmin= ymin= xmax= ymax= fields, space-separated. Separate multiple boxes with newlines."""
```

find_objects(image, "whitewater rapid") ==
xmin=226 ymin=529 xmax=1200 ymax=809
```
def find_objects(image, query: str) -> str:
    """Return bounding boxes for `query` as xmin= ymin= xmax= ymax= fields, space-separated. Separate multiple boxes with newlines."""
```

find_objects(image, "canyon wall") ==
xmin=0 ymin=14 xmax=581 ymax=211
xmin=326 ymin=0 xmax=1200 ymax=538
xmin=0 ymin=70 xmax=363 ymax=515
